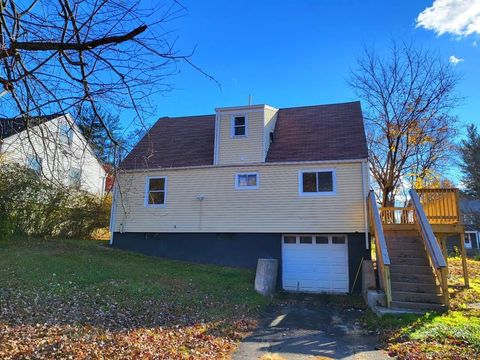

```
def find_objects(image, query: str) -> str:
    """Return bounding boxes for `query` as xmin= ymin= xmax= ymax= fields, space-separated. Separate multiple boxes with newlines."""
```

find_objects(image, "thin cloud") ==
xmin=449 ymin=55 xmax=465 ymax=64
xmin=474 ymin=40 xmax=478 ymax=47
xmin=416 ymin=0 xmax=480 ymax=37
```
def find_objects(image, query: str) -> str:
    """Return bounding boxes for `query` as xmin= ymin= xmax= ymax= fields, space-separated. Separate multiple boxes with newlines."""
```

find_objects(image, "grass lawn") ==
xmin=364 ymin=257 xmax=480 ymax=360
xmin=0 ymin=236 xmax=268 ymax=359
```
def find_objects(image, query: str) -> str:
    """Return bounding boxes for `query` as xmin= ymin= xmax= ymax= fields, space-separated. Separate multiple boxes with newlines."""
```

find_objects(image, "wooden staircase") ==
xmin=386 ymin=233 xmax=446 ymax=311
xmin=367 ymin=189 xmax=470 ymax=312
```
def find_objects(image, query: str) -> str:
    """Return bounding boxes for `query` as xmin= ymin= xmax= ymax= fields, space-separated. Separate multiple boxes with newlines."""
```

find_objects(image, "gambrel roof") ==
xmin=121 ymin=101 xmax=368 ymax=170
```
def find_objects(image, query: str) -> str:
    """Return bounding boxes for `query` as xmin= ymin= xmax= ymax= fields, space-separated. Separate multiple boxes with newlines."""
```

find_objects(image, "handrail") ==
xmin=368 ymin=190 xmax=392 ymax=307
xmin=410 ymin=190 xmax=447 ymax=268
xmin=410 ymin=189 xmax=449 ymax=307
xmin=369 ymin=193 xmax=390 ymax=266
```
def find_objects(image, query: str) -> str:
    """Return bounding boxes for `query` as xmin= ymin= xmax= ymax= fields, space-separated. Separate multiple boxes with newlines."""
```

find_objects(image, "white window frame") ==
xmin=282 ymin=234 xmax=347 ymax=245
xmin=59 ymin=123 xmax=73 ymax=146
xmin=298 ymin=169 xmax=336 ymax=196
xmin=144 ymin=176 xmax=168 ymax=208
xmin=235 ymin=172 xmax=259 ymax=190
xmin=465 ymin=231 xmax=479 ymax=249
xmin=26 ymin=154 xmax=42 ymax=174
xmin=69 ymin=167 xmax=82 ymax=187
xmin=230 ymin=114 xmax=248 ymax=138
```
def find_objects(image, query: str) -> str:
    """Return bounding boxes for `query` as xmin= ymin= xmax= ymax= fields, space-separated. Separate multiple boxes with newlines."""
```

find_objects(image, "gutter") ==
xmin=109 ymin=181 xmax=118 ymax=245
xmin=119 ymin=157 xmax=369 ymax=174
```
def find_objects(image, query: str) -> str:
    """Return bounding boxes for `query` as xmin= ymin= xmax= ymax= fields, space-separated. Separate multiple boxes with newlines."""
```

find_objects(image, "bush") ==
xmin=0 ymin=162 xmax=111 ymax=239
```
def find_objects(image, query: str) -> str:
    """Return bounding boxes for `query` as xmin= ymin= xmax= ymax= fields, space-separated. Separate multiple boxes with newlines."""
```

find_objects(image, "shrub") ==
xmin=0 ymin=162 xmax=111 ymax=239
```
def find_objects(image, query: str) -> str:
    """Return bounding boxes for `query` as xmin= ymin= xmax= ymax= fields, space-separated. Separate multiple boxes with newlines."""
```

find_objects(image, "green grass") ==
xmin=0 ymin=236 xmax=267 ymax=325
xmin=363 ymin=257 xmax=480 ymax=359
xmin=0 ymin=236 xmax=269 ymax=358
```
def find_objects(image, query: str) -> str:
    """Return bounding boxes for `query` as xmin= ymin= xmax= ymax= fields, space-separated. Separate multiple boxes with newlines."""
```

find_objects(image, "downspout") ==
xmin=213 ymin=112 xmax=219 ymax=165
xmin=361 ymin=160 xmax=370 ymax=249
xmin=109 ymin=180 xmax=118 ymax=245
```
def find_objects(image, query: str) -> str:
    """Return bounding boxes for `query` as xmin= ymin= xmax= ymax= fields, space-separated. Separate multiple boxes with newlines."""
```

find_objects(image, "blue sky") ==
xmin=147 ymin=0 xmax=479 ymax=136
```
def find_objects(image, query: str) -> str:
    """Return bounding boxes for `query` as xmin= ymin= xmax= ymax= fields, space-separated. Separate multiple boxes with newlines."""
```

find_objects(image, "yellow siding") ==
xmin=263 ymin=107 xmax=278 ymax=157
xmin=114 ymin=162 xmax=366 ymax=234
xmin=217 ymin=110 xmax=265 ymax=165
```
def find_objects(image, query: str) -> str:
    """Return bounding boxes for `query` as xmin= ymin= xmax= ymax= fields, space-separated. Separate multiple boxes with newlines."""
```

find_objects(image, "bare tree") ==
xmin=349 ymin=42 xmax=460 ymax=206
xmin=0 ymin=0 xmax=214 ymax=165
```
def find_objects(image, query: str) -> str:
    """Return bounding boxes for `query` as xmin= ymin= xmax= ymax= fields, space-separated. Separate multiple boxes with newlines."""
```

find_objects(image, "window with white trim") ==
xmin=299 ymin=170 xmax=335 ymax=195
xmin=231 ymin=115 xmax=247 ymax=137
xmin=145 ymin=176 xmax=167 ymax=206
xmin=235 ymin=172 xmax=258 ymax=189
xmin=26 ymin=154 xmax=42 ymax=174
xmin=69 ymin=167 xmax=82 ymax=187
xmin=59 ymin=124 xmax=73 ymax=145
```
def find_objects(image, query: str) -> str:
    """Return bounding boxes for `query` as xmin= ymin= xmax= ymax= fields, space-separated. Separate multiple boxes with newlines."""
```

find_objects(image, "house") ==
xmin=110 ymin=101 xmax=371 ymax=294
xmin=0 ymin=114 xmax=107 ymax=195
xmin=447 ymin=198 xmax=480 ymax=255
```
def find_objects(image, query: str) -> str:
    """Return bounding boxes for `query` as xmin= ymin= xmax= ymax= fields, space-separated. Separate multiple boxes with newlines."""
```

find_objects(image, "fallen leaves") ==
xmin=0 ymin=287 xmax=258 ymax=359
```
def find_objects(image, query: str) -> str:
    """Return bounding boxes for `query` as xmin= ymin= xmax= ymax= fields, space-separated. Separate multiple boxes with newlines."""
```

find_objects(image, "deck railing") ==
xmin=368 ymin=191 xmax=392 ymax=308
xmin=380 ymin=207 xmax=415 ymax=225
xmin=410 ymin=189 xmax=449 ymax=307
xmin=379 ymin=188 xmax=461 ymax=226
xmin=416 ymin=188 xmax=460 ymax=224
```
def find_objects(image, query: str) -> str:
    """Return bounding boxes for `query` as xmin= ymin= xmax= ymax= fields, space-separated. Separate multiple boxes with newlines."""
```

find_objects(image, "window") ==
xmin=231 ymin=115 xmax=247 ymax=137
xmin=465 ymin=232 xmax=478 ymax=249
xmin=59 ymin=124 xmax=73 ymax=145
xmin=283 ymin=234 xmax=348 ymax=246
xmin=315 ymin=236 xmax=329 ymax=244
xmin=299 ymin=170 xmax=335 ymax=195
xmin=69 ymin=168 xmax=81 ymax=187
xmin=283 ymin=235 xmax=296 ymax=244
xmin=26 ymin=154 xmax=42 ymax=174
xmin=145 ymin=176 xmax=167 ymax=207
xmin=332 ymin=235 xmax=346 ymax=244
xmin=235 ymin=172 xmax=259 ymax=190
xmin=299 ymin=236 xmax=313 ymax=244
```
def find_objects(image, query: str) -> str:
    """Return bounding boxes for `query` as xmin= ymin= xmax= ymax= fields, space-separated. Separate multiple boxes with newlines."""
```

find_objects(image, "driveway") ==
xmin=233 ymin=294 xmax=389 ymax=360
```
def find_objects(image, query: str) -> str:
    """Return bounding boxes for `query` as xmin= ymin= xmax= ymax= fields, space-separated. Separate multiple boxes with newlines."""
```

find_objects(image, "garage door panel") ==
xmin=282 ymin=234 xmax=348 ymax=293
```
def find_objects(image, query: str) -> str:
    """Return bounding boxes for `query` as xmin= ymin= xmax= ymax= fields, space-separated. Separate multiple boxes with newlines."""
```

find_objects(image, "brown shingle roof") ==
xmin=120 ymin=101 xmax=367 ymax=170
xmin=120 ymin=115 xmax=215 ymax=170
xmin=266 ymin=101 xmax=368 ymax=162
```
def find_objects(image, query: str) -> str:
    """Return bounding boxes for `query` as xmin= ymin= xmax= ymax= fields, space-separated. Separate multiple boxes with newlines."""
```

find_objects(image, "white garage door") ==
xmin=282 ymin=234 xmax=349 ymax=293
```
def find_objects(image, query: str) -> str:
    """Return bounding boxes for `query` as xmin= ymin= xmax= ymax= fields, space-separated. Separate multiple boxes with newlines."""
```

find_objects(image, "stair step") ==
xmin=387 ymin=248 xmax=427 ymax=257
xmin=391 ymin=272 xmax=437 ymax=283
xmin=387 ymin=243 xmax=424 ymax=251
xmin=391 ymin=281 xmax=441 ymax=294
xmin=386 ymin=237 xmax=421 ymax=244
xmin=392 ymin=291 xmax=444 ymax=304
xmin=390 ymin=256 xmax=430 ymax=266
xmin=390 ymin=264 xmax=433 ymax=275
xmin=391 ymin=300 xmax=447 ymax=311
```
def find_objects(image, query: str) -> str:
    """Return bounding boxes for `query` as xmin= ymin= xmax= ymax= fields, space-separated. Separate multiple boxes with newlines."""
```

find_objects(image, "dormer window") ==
xmin=231 ymin=115 xmax=247 ymax=137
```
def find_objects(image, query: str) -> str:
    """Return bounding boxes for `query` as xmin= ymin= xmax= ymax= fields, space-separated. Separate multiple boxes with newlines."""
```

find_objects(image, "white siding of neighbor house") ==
xmin=113 ymin=161 xmax=367 ymax=234
xmin=0 ymin=114 xmax=106 ymax=195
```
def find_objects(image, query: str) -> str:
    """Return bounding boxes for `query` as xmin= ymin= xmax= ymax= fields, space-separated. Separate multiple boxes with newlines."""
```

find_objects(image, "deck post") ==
xmin=459 ymin=232 xmax=470 ymax=287
xmin=437 ymin=235 xmax=448 ymax=266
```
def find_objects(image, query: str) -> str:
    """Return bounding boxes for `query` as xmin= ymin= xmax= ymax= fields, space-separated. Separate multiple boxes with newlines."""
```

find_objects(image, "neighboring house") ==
xmin=110 ymin=101 xmax=370 ymax=293
xmin=0 ymin=114 xmax=107 ymax=195
xmin=447 ymin=198 xmax=480 ymax=255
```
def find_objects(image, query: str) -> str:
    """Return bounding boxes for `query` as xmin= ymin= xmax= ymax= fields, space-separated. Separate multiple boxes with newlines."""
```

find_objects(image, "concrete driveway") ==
xmin=233 ymin=294 xmax=389 ymax=360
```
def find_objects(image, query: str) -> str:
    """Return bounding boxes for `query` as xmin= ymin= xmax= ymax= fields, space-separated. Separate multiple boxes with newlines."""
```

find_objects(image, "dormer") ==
xmin=214 ymin=104 xmax=278 ymax=165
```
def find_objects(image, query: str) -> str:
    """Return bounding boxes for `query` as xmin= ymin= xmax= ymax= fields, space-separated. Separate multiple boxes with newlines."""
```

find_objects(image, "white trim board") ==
xmin=298 ymin=169 xmax=337 ymax=196
xmin=144 ymin=175 xmax=168 ymax=208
